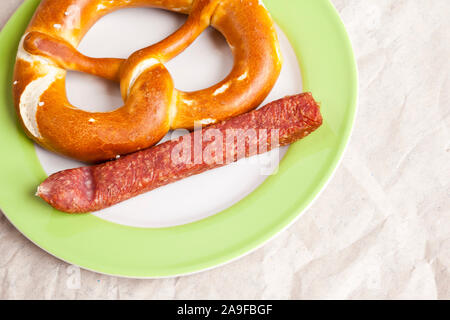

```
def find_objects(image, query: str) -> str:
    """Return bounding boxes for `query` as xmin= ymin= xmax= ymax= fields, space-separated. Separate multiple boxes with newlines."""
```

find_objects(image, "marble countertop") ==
xmin=0 ymin=0 xmax=449 ymax=299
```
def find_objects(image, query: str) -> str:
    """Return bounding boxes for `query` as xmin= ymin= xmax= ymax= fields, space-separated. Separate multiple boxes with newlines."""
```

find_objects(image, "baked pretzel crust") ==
xmin=13 ymin=0 xmax=282 ymax=162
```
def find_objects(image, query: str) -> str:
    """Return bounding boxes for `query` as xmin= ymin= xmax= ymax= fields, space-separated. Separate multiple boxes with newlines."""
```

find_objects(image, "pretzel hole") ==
xmin=163 ymin=27 xmax=233 ymax=92
xmin=65 ymin=8 xmax=232 ymax=112
xmin=65 ymin=72 xmax=123 ymax=112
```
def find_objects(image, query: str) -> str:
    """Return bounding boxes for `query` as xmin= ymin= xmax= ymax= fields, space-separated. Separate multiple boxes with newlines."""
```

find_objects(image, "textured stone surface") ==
xmin=0 ymin=0 xmax=449 ymax=299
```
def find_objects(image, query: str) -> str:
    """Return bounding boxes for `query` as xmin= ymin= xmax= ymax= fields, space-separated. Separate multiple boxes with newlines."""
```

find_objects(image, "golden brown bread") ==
xmin=13 ymin=0 xmax=282 ymax=162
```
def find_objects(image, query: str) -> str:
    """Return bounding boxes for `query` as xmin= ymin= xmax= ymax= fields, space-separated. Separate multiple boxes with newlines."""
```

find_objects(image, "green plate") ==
xmin=0 ymin=0 xmax=357 ymax=277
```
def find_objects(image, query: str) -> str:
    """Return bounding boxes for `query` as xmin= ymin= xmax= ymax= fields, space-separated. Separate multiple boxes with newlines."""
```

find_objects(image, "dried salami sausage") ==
xmin=37 ymin=93 xmax=322 ymax=213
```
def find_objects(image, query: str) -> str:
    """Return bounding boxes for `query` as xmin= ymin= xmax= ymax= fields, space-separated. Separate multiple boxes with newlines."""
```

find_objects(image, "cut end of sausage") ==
xmin=37 ymin=167 xmax=95 ymax=213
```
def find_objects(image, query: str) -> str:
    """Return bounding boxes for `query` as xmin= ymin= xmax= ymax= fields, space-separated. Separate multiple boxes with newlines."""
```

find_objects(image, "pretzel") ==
xmin=13 ymin=0 xmax=282 ymax=162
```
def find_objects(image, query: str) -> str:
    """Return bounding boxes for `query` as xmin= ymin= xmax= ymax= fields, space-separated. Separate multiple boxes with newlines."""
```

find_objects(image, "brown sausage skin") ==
xmin=37 ymin=93 xmax=323 ymax=213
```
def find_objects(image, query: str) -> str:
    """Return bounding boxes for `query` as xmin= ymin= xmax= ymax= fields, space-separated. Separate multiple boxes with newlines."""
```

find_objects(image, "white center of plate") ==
xmin=35 ymin=8 xmax=302 ymax=228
